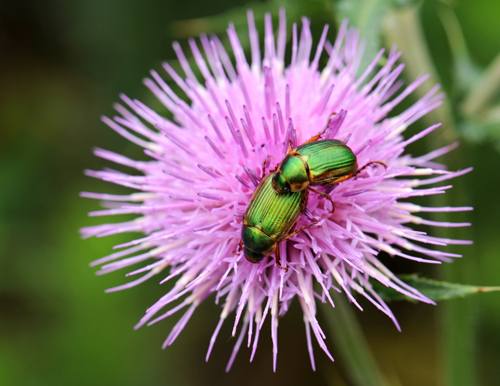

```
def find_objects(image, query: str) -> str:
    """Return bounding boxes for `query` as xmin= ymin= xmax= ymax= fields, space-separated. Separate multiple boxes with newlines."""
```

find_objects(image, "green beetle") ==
xmin=272 ymin=133 xmax=386 ymax=209
xmin=240 ymin=173 xmax=317 ymax=271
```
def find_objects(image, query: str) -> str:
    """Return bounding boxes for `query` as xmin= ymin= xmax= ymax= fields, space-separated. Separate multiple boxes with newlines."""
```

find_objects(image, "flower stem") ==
xmin=441 ymin=267 xmax=478 ymax=386
xmin=383 ymin=5 xmax=478 ymax=385
xmin=462 ymin=52 xmax=500 ymax=117
xmin=382 ymin=4 xmax=456 ymax=144
xmin=438 ymin=147 xmax=478 ymax=386
xmin=323 ymin=292 xmax=391 ymax=386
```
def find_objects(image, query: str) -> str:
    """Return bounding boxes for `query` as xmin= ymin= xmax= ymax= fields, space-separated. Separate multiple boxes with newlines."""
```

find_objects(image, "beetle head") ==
xmin=243 ymin=247 xmax=265 ymax=263
xmin=241 ymin=225 xmax=277 ymax=264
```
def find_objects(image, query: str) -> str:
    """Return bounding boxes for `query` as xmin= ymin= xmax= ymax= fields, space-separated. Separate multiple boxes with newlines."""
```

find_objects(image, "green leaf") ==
xmin=373 ymin=275 xmax=500 ymax=302
xmin=383 ymin=4 xmax=457 ymax=145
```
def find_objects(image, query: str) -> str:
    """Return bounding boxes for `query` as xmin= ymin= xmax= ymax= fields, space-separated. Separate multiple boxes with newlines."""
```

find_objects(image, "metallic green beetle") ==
xmin=241 ymin=173 xmax=317 ymax=271
xmin=272 ymin=135 xmax=386 ymax=209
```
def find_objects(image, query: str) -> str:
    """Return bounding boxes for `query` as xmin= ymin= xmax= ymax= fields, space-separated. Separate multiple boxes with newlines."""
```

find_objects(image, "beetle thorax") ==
xmin=279 ymin=154 xmax=310 ymax=192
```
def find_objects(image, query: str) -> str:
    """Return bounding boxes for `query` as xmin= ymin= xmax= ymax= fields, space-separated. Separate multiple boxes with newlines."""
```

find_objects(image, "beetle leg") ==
xmin=308 ymin=187 xmax=335 ymax=213
xmin=304 ymin=133 xmax=322 ymax=144
xmin=330 ymin=161 xmax=386 ymax=183
xmin=282 ymin=220 xmax=321 ymax=241
xmin=262 ymin=155 xmax=278 ymax=176
xmin=356 ymin=161 xmax=387 ymax=175
xmin=325 ymin=173 xmax=356 ymax=185
xmin=304 ymin=112 xmax=337 ymax=144
xmin=322 ymin=161 xmax=387 ymax=186
xmin=274 ymin=243 xmax=289 ymax=272
xmin=267 ymin=155 xmax=280 ymax=174
xmin=269 ymin=164 xmax=279 ymax=174
xmin=233 ymin=240 xmax=243 ymax=255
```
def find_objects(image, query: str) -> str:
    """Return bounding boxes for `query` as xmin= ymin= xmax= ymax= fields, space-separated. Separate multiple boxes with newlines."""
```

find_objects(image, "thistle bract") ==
xmin=81 ymin=9 xmax=472 ymax=371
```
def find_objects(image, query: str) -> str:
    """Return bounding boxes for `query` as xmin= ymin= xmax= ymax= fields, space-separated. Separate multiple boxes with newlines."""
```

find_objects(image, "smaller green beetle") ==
xmin=240 ymin=173 xmax=318 ymax=272
xmin=272 ymin=129 xmax=386 ymax=210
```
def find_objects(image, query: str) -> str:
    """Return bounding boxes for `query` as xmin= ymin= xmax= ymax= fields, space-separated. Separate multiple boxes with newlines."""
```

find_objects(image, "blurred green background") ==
xmin=1 ymin=0 xmax=499 ymax=385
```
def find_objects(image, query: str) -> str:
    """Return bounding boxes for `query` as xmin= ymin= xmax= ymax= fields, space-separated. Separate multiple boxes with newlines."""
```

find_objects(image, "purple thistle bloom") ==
xmin=81 ymin=10 xmax=472 ymax=371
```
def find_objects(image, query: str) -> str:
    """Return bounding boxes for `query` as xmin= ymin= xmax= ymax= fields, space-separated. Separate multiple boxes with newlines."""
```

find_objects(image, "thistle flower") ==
xmin=81 ymin=9 xmax=471 ymax=371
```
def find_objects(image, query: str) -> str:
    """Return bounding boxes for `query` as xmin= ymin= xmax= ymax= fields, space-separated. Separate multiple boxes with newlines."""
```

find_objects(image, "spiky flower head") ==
xmin=81 ymin=10 xmax=471 ymax=371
